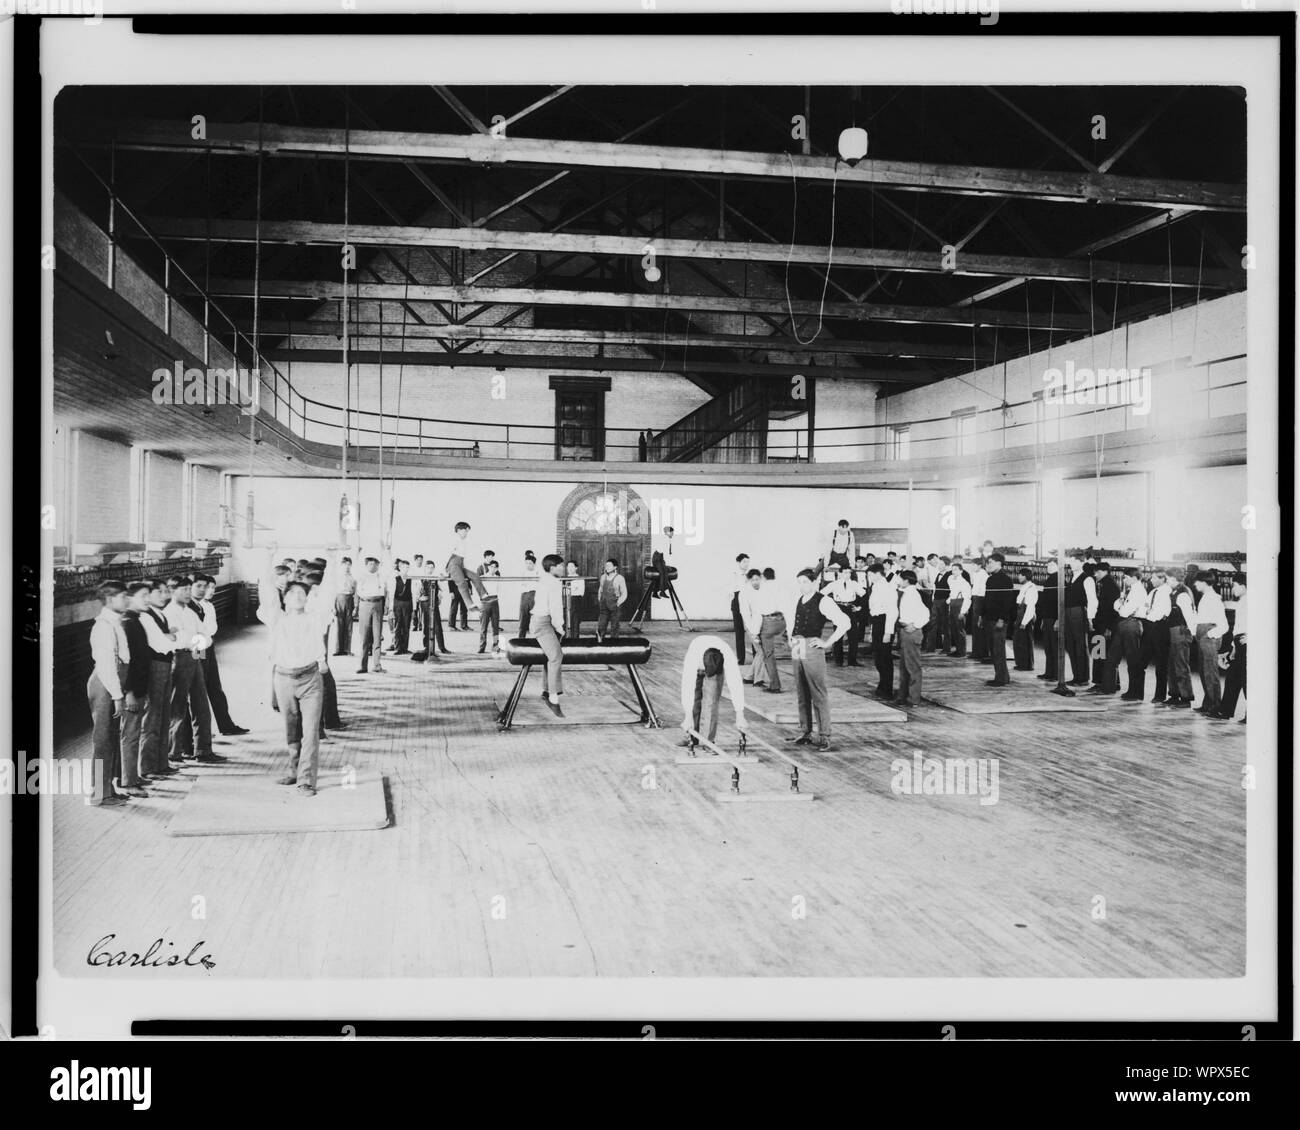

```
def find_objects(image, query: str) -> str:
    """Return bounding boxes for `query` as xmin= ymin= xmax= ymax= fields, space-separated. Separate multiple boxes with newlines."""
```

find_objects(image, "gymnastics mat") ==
xmin=165 ymin=771 xmax=389 ymax=837
xmin=724 ymin=686 xmax=906 ymax=725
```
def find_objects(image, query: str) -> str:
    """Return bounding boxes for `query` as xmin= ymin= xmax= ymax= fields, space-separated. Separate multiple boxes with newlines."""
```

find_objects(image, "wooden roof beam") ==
xmin=143 ymin=217 xmax=1241 ymax=289
xmin=179 ymin=277 xmax=1094 ymax=330
xmin=73 ymin=117 xmax=1246 ymax=211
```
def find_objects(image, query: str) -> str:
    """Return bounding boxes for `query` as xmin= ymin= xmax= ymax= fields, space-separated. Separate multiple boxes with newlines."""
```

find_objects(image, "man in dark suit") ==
xmin=1089 ymin=562 xmax=1121 ymax=691
xmin=981 ymin=554 xmax=1016 ymax=687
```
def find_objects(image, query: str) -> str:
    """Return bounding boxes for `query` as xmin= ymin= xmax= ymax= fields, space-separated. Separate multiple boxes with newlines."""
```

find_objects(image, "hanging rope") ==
xmin=784 ymin=153 xmax=839 ymax=344
xmin=247 ymin=89 xmax=264 ymax=517
xmin=342 ymin=97 xmax=351 ymax=486
xmin=377 ymin=294 xmax=385 ymax=549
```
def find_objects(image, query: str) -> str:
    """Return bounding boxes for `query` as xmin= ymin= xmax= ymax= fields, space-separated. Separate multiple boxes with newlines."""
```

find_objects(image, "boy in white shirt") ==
xmin=1011 ymin=566 xmax=1037 ymax=671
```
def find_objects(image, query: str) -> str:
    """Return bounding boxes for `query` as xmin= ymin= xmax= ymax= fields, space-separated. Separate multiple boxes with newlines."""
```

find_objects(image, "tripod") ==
xmin=630 ymin=576 xmax=693 ymax=630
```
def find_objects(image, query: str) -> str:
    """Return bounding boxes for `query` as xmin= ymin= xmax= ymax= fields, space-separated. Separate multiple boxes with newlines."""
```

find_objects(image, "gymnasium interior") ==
xmin=48 ymin=83 xmax=1253 ymax=986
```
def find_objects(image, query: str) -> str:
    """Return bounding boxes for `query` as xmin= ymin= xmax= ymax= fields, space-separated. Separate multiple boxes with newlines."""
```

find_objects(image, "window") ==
xmin=888 ymin=425 xmax=910 ymax=461
xmin=954 ymin=410 xmax=977 ymax=456
xmin=550 ymin=376 xmax=610 ymax=461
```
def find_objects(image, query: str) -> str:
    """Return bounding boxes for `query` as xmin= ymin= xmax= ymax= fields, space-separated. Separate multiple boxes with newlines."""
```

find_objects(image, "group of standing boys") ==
xmin=85 ymin=571 xmax=245 ymax=808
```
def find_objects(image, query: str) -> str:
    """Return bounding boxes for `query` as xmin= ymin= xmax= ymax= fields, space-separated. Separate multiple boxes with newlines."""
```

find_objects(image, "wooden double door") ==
xmin=565 ymin=535 xmax=646 ymax=628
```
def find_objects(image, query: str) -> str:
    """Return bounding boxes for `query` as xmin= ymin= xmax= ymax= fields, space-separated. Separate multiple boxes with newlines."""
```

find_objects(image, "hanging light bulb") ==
xmin=837 ymin=126 xmax=869 ymax=166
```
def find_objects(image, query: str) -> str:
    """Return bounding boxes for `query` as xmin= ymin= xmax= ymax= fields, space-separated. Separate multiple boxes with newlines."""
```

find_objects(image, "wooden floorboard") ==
xmin=52 ymin=622 xmax=1245 ymax=979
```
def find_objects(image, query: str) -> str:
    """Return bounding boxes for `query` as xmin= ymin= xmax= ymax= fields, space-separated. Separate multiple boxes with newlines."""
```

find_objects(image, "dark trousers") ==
xmin=87 ymin=671 xmax=123 ymax=805
xmin=446 ymin=555 xmax=488 ymax=610
xmin=422 ymin=590 xmax=447 ymax=654
xmin=970 ymin=595 xmax=987 ymax=659
xmin=202 ymin=643 xmax=237 ymax=731
xmin=275 ymin=664 xmax=324 ymax=788
xmin=357 ymin=597 xmax=385 ymax=669
xmin=897 ymin=626 xmax=923 ymax=705
xmin=730 ymin=592 xmax=746 ymax=658
xmin=479 ymin=597 xmax=500 ymax=650
xmin=140 ymin=659 xmax=172 ymax=775
xmin=988 ymin=620 xmax=1009 ymax=683
xmin=1097 ymin=627 xmax=1121 ymax=693
xmin=1040 ymin=617 xmax=1059 ymax=681
xmin=1138 ymin=619 xmax=1169 ymax=699
xmin=334 ymin=593 xmax=354 ymax=654
xmin=1115 ymin=618 xmax=1143 ymax=695
xmin=1195 ymin=625 xmax=1222 ymax=710
xmin=1167 ymin=625 xmax=1194 ymax=701
xmin=692 ymin=670 xmax=723 ymax=742
xmin=597 ymin=601 xmax=622 ymax=639
xmin=518 ymin=590 xmax=535 ymax=638
xmin=925 ymin=592 xmax=949 ymax=652
xmin=1063 ymin=606 xmax=1090 ymax=683
xmin=448 ymin=588 xmax=469 ymax=629
xmin=1221 ymin=642 xmax=1246 ymax=717
xmin=321 ymin=664 xmax=341 ymax=730
xmin=651 ymin=551 xmax=668 ymax=594
xmin=872 ymin=613 xmax=894 ymax=695
xmin=831 ymin=603 xmax=859 ymax=663
xmin=392 ymin=599 xmax=413 ymax=652
xmin=947 ymin=598 xmax=967 ymax=656
xmin=1012 ymin=616 xmax=1035 ymax=670
xmin=168 ymin=652 xmax=212 ymax=760
xmin=850 ymin=606 xmax=871 ymax=660
xmin=118 ymin=697 xmax=145 ymax=788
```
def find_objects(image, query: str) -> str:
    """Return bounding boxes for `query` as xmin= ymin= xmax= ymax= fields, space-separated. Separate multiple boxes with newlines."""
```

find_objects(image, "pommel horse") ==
xmin=496 ymin=636 xmax=661 ymax=730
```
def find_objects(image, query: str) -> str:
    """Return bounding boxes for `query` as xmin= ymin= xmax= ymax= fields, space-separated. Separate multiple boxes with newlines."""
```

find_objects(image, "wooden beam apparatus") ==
xmin=76 ymin=117 xmax=1247 ymax=211
xmin=237 ymin=320 xmax=976 ymax=360
xmin=183 ymin=277 xmax=1096 ymax=330
xmin=956 ymin=207 xmax=1198 ymax=307
xmin=262 ymin=347 xmax=922 ymax=382
xmin=144 ymin=217 xmax=1241 ymax=289
xmin=430 ymin=86 xmax=488 ymax=134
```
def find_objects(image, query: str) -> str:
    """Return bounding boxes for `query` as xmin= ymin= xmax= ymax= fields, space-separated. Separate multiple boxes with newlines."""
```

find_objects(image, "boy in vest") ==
xmin=982 ymin=553 xmax=1016 ymax=686
xmin=136 ymin=579 xmax=183 ymax=778
xmin=1163 ymin=568 xmax=1197 ymax=708
xmin=827 ymin=519 xmax=855 ymax=571
xmin=477 ymin=560 xmax=502 ymax=653
xmin=1216 ymin=574 xmax=1247 ymax=721
xmin=785 ymin=568 xmax=851 ymax=752
xmin=596 ymin=559 xmax=628 ymax=640
xmin=387 ymin=559 xmax=414 ymax=655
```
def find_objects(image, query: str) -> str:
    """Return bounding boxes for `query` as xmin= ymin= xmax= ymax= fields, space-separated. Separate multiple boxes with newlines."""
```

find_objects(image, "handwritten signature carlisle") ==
xmin=87 ymin=934 xmax=216 ymax=970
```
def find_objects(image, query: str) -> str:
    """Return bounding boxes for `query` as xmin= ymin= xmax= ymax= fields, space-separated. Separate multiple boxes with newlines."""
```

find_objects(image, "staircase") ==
xmin=646 ymin=376 xmax=769 ymax=463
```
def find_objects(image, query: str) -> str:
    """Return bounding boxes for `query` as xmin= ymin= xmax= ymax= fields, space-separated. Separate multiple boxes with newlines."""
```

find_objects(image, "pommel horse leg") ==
xmin=627 ymin=665 xmax=660 ymax=728
xmin=497 ymin=665 xmax=532 ymax=730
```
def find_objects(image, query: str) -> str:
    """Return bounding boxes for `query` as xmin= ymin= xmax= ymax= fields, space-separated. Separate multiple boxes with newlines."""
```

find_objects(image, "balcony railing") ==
xmin=55 ymin=162 xmax=1246 ymax=470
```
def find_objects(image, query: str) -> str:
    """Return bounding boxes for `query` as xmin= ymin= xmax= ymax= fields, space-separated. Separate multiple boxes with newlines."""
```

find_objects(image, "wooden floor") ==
xmin=52 ymin=621 xmax=1246 ymax=979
